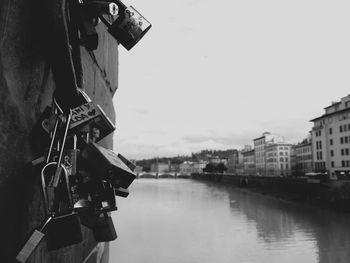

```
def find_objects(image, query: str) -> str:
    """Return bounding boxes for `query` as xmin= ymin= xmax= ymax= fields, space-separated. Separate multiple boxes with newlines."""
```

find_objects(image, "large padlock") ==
xmin=99 ymin=2 xmax=151 ymax=50
xmin=46 ymin=212 xmax=82 ymax=251
xmin=92 ymin=212 xmax=117 ymax=242
xmin=69 ymin=101 xmax=115 ymax=141
xmin=81 ymin=142 xmax=136 ymax=188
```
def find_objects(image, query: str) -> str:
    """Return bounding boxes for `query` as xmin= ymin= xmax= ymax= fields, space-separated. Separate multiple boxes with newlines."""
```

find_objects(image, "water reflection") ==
xmin=227 ymin=188 xmax=350 ymax=263
xmin=110 ymin=179 xmax=350 ymax=263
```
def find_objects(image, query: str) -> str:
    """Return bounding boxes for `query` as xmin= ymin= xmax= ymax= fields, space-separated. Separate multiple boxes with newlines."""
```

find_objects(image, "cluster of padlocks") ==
xmin=15 ymin=0 xmax=152 ymax=261
xmin=16 ymin=90 xmax=136 ymax=262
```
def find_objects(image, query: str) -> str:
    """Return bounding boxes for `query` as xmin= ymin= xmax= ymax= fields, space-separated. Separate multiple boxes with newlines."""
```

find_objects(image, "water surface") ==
xmin=110 ymin=179 xmax=350 ymax=263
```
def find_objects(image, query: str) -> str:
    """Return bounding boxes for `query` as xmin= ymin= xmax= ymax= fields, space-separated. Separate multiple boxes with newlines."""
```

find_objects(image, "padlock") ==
xmin=81 ymin=142 xmax=136 ymax=188
xmin=69 ymin=101 xmax=115 ymax=141
xmin=41 ymin=162 xmax=83 ymax=251
xmin=82 ymin=0 xmax=119 ymax=16
xmin=114 ymin=186 xmax=129 ymax=198
xmin=92 ymin=212 xmax=117 ymax=242
xmin=16 ymin=217 xmax=52 ymax=263
xmin=99 ymin=3 xmax=151 ymax=50
xmin=41 ymin=111 xmax=75 ymax=212
xmin=117 ymin=153 xmax=136 ymax=171
xmin=96 ymin=181 xmax=118 ymax=212
xmin=46 ymin=212 xmax=82 ymax=251
xmin=74 ymin=89 xmax=93 ymax=143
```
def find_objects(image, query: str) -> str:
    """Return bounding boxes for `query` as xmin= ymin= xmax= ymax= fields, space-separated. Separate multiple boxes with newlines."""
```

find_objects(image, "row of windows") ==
xmin=341 ymin=148 xmax=350 ymax=156
xmin=316 ymin=141 xmax=322 ymax=150
xmin=316 ymin=151 xmax=323 ymax=160
xmin=315 ymin=130 xmax=322 ymax=137
xmin=266 ymin=157 xmax=289 ymax=163
xmin=315 ymin=162 xmax=326 ymax=170
xmin=281 ymin=164 xmax=289 ymax=169
xmin=341 ymin=160 xmax=350 ymax=167
xmin=255 ymin=140 xmax=264 ymax=146
xmin=296 ymin=155 xmax=312 ymax=161
xmin=279 ymin=147 xmax=289 ymax=150
xmin=296 ymin=147 xmax=311 ymax=154
xmin=340 ymin=136 xmax=350 ymax=144
xmin=340 ymin=124 xmax=350 ymax=133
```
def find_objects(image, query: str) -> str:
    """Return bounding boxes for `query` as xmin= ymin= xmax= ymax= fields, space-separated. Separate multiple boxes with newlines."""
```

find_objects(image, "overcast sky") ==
xmin=113 ymin=0 xmax=350 ymax=160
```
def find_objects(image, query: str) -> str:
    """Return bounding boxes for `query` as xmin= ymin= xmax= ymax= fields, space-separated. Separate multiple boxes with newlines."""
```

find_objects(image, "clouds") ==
xmin=113 ymin=0 xmax=350 ymax=159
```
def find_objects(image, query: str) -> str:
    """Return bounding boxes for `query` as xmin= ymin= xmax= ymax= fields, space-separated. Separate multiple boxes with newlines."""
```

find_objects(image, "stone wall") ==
xmin=0 ymin=0 xmax=118 ymax=261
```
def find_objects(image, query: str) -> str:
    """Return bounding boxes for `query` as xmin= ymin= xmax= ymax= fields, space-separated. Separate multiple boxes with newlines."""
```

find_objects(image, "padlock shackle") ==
xmin=46 ymin=116 xmax=60 ymax=163
xmin=42 ymin=162 xmax=72 ymax=214
xmin=77 ymin=89 xmax=92 ymax=103
xmin=57 ymin=112 xmax=72 ymax=167
xmin=41 ymin=162 xmax=57 ymax=215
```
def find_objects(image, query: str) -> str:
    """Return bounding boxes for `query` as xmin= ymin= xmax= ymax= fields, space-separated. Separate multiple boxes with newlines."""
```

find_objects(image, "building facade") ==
xmin=242 ymin=149 xmax=255 ymax=176
xmin=253 ymin=132 xmax=284 ymax=176
xmin=311 ymin=95 xmax=350 ymax=178
xmin=226 ymin=150 xmax=239 ymax=173
xmin=294 ymin=139 xmax=313 ymax=175
xmin=265 ymin=143 xmax=292 ymax=176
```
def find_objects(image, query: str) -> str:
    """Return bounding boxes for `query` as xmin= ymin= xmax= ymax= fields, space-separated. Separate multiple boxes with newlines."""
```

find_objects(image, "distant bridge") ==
xmin=136 ymin=172 xmax=191 ymax=179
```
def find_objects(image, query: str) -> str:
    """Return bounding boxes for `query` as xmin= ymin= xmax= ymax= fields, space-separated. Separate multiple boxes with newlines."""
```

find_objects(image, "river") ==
xmin=110 ymin=179 xmax=350 ymax=263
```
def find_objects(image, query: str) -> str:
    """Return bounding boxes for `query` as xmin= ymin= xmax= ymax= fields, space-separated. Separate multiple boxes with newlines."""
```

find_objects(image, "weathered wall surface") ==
xmin=0 ymin=0 xmax=118 ymax=262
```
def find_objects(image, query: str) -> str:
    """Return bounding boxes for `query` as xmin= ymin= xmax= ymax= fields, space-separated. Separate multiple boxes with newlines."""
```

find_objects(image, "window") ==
xmin=340 ymin=126 xmax=343 ymax=132
xmin=341 ymin=149 xmax=344 ymax=156
xmin=330 ymin=150 xmax=334 ymax=156
xmin=330 ymin=139 xmax=333 ymax=145
xmin=345 ymin=125 xmax=348 ymax=132
xmin=346 ymin=137 xmax=349 ymax=144
xmin=346 ymin=148 xmax=349 ymax=155
xmin=329 ymin=128 xmax=333 ymax=134
xmin=342 ymin=160 xmax=346 ymax=167
xmin=320 ymin=152 xmax=323 ymax=160
xmin=280 ymin=157 xmax=284 ymax=162
xmin=341 ymin=137 xmax=344 ymax=144
xmin=331 ymin=161 xmax=334 ymax=168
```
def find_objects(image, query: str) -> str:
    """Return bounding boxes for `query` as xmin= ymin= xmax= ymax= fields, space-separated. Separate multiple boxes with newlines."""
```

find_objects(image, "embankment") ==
xmin=192 ymin=173 xmax=350 ymax=212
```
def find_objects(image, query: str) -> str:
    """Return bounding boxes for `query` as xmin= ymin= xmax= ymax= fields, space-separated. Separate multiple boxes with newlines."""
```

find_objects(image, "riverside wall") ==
xmin=192 ymin=173 xmax=350 ymax=212
xmin=0 ymin=0 xmax=118 ymax=261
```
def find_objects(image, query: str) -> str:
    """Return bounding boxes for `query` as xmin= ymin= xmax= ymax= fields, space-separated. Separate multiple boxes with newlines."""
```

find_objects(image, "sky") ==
xmin=113 ymin=0 xmax=350 ymax=160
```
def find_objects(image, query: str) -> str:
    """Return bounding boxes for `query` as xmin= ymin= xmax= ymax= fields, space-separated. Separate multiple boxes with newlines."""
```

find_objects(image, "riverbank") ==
xmin=192 ymin=173 xmax=350 ymax=213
